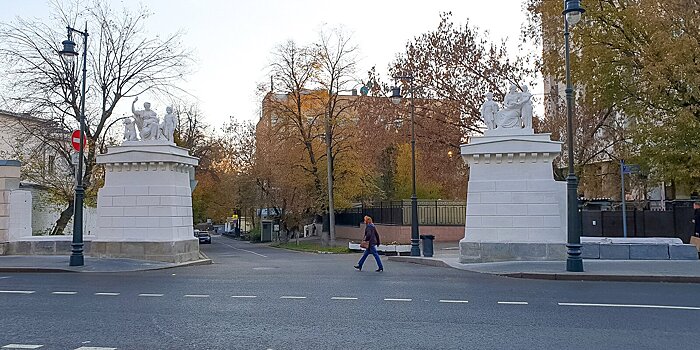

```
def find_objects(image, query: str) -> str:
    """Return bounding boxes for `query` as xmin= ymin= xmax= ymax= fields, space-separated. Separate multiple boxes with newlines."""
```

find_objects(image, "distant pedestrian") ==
xmin=693 ymin=202 xmax=700 ymax=237
xmin=354 ymin=216 xmax=384 ymax=272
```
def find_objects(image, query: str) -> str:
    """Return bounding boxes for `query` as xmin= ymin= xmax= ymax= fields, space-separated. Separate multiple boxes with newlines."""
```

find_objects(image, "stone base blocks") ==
xmin=581 ymin=238 xmax=699 ymax=261
xmin=459 ymin=132 xmax=568 ymax=263
xmin=95 ymin=141 xmax=200 ymax=263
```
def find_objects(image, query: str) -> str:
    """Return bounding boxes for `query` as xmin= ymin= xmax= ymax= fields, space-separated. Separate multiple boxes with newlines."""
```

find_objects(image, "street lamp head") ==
xmin=563 ymin=0 xmax=585 ymax=26
xmin=59 ymin=39 xmax=78 ymax=63
xmin=390 ymin=86 xmax=402 ymax=105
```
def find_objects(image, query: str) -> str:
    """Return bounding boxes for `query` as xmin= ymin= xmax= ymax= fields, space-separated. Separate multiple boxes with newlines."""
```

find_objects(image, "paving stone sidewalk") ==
xmin=389 ymin=246 xmax=700 ymax=283
xmin=0 ymin=254 xmax=211 ymax=273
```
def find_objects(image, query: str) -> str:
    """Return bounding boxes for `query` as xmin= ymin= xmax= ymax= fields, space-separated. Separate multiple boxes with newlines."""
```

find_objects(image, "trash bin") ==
xmin=420 ymin=234 xmax=435 ymax=257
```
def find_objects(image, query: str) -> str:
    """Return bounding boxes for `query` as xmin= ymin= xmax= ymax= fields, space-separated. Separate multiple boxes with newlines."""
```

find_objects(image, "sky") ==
xmin=0 ymin=0 xmax=534 ymax=126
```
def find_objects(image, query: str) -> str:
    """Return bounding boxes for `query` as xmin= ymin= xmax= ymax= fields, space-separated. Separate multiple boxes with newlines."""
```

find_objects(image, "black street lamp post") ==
xmin=59 ymin=24 xmax=89 ymax=267
xmin=391 ymin=75 xmax=420 ymax=257
xmin=563 ymin=0 xmax=585 ymax=272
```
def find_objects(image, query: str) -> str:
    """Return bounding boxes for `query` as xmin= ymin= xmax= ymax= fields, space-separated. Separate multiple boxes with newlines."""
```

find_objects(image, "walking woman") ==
xmin=355 ymin=216 xmax=384 ymax=272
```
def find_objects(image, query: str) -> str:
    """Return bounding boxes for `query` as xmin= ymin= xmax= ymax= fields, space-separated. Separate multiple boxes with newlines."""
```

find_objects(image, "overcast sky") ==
xmin=1 ymin=0 xmax=534 ymax=125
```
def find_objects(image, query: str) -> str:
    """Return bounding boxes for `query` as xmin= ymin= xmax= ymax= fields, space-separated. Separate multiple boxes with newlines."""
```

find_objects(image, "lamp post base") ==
xmin=566 ymin=243 xmax=583 ymax=272
xmin=69 ymin=243 xmax=84 ymax=266
xmin=410 ymin=239 xmax=420 ymax=257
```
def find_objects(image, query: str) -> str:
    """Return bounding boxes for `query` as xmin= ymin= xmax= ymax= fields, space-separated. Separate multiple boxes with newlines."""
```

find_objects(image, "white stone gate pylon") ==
xmin=94 ymin=140 xmax=199 ymax=262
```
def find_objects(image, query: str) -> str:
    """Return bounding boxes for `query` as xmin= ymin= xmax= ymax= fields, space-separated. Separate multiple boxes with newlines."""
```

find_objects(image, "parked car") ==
xmin=194 ymin=229 xmax=211 ymax=244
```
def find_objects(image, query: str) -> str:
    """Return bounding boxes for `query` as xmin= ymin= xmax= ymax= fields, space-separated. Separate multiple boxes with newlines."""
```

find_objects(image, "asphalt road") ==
xmin=1 ymin=236 xmax=699 ymax=350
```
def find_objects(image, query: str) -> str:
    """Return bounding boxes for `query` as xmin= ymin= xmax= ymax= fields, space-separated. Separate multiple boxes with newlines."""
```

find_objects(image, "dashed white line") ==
xmin=138 ymin=293 xmax=164 ymax=297
xmin=0 ymin=290 xmax=35 ymax=294
xmin=51 ymin=291 xmax=77 ymax=295
xmin=94 ymin=292 xmax=120 ymax=296
xmin=384 ymin=298 xmax=412 ymax=302
xmin=558 ymin=302 xmax=700 ymax=311
xmin=498 ymin=301 xmax=529 ymax=305
xmin=439 ymin=300 xmax=469 ymax=304
xmin=231 ymin=295 xmax=257 ymax=298
xmin=74 ymin=347 xmax=117 ymax=350
xmin=184 ymin=294 xmax=210 ymax=298
xmin=2 ymin=345 xmax=43 ymax=349
xmin=280 ymin=296 xmax=306 ymax=299
xmin=0 ymin=276 xmax=11 ymax=279
xmin=331 ymin=297 xmax=358 ymax=300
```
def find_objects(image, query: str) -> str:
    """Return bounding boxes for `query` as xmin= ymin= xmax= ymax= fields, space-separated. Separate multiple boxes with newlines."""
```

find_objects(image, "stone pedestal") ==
xmin=94 ymin=141 xmax=200 ymax=263
xmin=0 ymin=160 xmax=21 ymax=254
xmin=459 ymin=131 xmax=567 ymax=262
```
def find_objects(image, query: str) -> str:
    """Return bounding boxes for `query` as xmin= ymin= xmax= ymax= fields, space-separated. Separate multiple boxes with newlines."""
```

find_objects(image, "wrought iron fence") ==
xmin=336 ymin=200 xmax=467 ymax=227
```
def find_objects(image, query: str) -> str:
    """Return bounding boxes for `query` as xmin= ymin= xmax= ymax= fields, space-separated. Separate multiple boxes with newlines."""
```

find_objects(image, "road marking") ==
xmin=439 ymin=300 xmax=469 ymax=304
xmin=218 ymin=241 xmax=268 ymax=258
xmin=498 ymin=301 xmax=529 ymax=305
xmin=331 ymin=297 xmax=358 ymax=300
xmin=94 ymin=292 xmax=120 ymax=296
xmin=0 ymin=290 xmax=35 ymax=294
xmin=52 ymin=291 xmax=78 ymax=295
xmin=0 ymin=276 xmax=11 ymax=279
xmin=231 ymin=295 xmax=257 ymax=298
xmin=280 ymin=296 xmax=306 ymax=299
xmin=384 ymin=298 xmax=412 ymax=302
xmin=138 ymin=293 xmax=164 ymax=297
xmin=558 ymin=302 xmax=700 ymax=311
xmin=184 ymin=294 xmax=210 ymax=298
xmin=74 ymin=347 xmax=117 ymax=350
xmin=2 ymin=345 xmax=43 ymax=349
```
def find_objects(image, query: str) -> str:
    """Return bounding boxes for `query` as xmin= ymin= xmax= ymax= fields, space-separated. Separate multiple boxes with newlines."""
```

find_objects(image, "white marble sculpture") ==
xmin=123 ymin=118 xmax=138 ymax=141
xmin=131 ymin=97 xmax=159 ymax=140
xmin=159 ymin=106 xmax=176 ymax=142
xmin=480 ymin=84 xmax=533 ymax=131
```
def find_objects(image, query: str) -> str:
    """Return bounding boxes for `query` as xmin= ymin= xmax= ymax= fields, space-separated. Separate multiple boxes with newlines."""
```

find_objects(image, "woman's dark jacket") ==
xmin=364 ymin=224 xmax=381 ymax=247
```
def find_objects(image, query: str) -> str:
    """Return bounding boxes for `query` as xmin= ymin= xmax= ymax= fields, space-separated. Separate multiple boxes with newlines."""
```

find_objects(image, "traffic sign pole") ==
xmin=620 ymin=160 xmax=628 ymax=238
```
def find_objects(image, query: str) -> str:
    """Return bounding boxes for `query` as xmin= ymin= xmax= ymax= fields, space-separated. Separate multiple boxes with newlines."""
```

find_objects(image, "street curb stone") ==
xmin=387 ymin=256 xmax=700 ymax=284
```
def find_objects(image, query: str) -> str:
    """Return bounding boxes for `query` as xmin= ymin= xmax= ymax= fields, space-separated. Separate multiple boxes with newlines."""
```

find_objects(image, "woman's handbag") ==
xmin=360 ymin=240 xmax=369 ymax=249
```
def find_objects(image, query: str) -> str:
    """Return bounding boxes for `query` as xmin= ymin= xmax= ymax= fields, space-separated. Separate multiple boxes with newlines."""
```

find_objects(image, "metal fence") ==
xmin=336 ymin=200 xmax=467 ymax=227
xmin=581 ymin=202 xmax=696 ymax=243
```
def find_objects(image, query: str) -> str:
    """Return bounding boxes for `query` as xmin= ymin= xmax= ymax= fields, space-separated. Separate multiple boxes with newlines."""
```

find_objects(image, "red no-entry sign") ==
xmin=71 ymin=130 xmax=85 ymax=152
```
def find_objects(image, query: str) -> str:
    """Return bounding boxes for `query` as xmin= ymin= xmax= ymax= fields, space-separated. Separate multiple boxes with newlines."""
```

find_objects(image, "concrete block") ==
xmin=182 ymin=196 xmax=192 ymax=207
xmin=31 ymin=241 xmax=56 ymax=255
xmin=120 ymin=242 xmax=145 ymax=258
xmin=0 ymin=242 xmax=7 ymax=255
xmin=9 ymin=241 xmax=31 ymax=254
xmin=669 ymin=245 xmax=699 ymax=260
xmin=510 ymin=243 xmax=547 ymax=259
xmin=527 ymin=204 xmax=560 ymax=216
xmin=599 ymin=244 xmax=630 ymax=260
xmin=125 ymin=186 xmax=150 ymax=196
xmin=0 ymin=166 xmax=21 ymax=178
xmin=466 ymin=193 xmax=481 ymax=204
xmin=546 ymin=244 xmax=567 ymax=260
xmin=137 ymin=196 xmax=161 ymax=206
xmin=149 ymin=206 xmax=178 ymax=217
xmin=526 ymin=180 xmax=559 ymax=192
xmin=465 ymin=216 xmax=482 ymax=227
xmin=514 ymin=216 xmax=543 ymax=228
xmin=480 ymin=192 xmax=512 ymax=204
xmin=97 ymin=195 xmax=113 ymax=207
xmin=511 ymin=192 xmax=544 ymax=204
xmin=160 ymin=196 xmax=183 ymax=206
xmin=149 ymin=186 xmax=177 ymax=196
xmin=494 ymin=180 xmax=524 ymax=192
xmin=97 ymin=216 xmax=112 ymax=229
xmin=177 ymin=207 xmax=192 ymax=217
xmin=581 ymin=242 xmax=600 ymax=259
xmin=124 ymin=207 xmax=150 ymax=217
xmin=467 ymin=204 xmax=498 ymax=216
xmin=480 ymin=243 xmax=512 ymax=261
xmin=482 ymin=216 xmax=512 ymax=228
xmin=542 ymin=216 xmax=562 ymax=228
xmin=99 ymin=206 xmax=124 ymax=217
xmin=0 ymin=217 xmax=8 ymax=230
xmin=113 ymin=196 xmax=137 ymax=207
xmin=496 ymin=204 xmax=529 ymax=216
xmin=629 ymin=244 xmax=669 ymax=260
xmin=468 ymin=181 xmax=496 ymax=193
xmin=55 ymin=241 xmax=72 ymax=254
xmin=100 ymin=186 xmax=125 ymax=196
xmin=176 ymin=186 xmax=192 ymax=196
xmin=497 ymin=228 xmax=526 ymax=242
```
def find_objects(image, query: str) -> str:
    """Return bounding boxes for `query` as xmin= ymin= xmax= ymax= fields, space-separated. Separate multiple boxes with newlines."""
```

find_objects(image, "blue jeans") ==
xmin=358 ymin=246 xmax=383 ymax=270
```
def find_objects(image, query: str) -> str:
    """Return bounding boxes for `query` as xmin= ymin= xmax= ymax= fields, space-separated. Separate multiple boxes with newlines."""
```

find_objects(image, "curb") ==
xmin=0 ymin=257 xmax=212 ymax=273
xmin=387 ymin=256 xmax=700 ymax=284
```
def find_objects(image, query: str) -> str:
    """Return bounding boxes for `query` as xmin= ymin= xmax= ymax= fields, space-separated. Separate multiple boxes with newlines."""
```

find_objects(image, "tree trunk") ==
xmin=51 ymin=200 xmax=75 ymax=235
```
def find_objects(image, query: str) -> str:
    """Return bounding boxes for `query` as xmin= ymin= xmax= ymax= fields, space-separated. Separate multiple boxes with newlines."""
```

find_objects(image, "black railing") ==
xmin=336 ymin=200 xmax=467 ymax=227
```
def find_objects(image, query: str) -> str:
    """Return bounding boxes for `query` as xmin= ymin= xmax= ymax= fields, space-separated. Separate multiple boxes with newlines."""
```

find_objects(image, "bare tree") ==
xmin=0 ymin=1 xmax=192 ymax=234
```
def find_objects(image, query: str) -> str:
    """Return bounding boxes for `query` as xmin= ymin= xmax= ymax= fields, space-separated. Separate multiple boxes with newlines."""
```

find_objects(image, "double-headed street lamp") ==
xmin=59 ymin=24 xmax=89 ymax=267
xmin=563 ymin=0 xmax=585 ymax=272
xmin=390 ymin=74 xmax=420 ymax=257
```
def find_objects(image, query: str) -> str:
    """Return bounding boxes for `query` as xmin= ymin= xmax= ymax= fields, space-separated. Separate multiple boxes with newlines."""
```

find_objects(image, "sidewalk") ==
xmin=388 ymin=246 xmax=700 ymax=283
xmin=0 ymin=254 xmax=211 ymax=273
